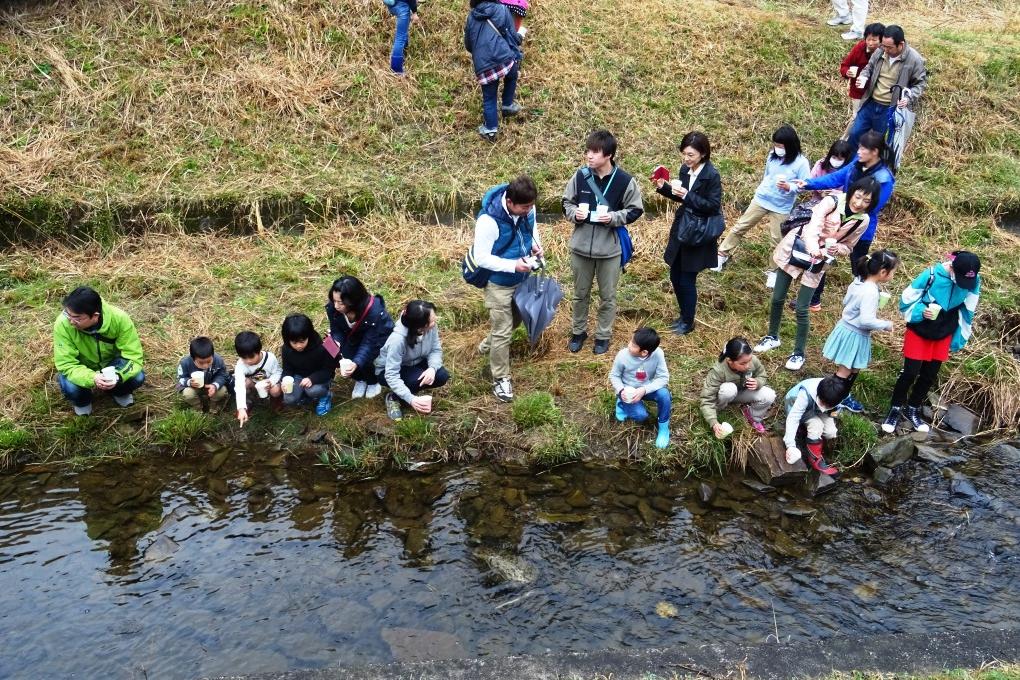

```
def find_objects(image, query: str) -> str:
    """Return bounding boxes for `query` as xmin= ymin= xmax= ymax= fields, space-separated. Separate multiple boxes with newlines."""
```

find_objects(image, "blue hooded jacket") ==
xmin=899 ymin=263 xmax=981 ymax=353
xmin=801 ymin=156 xmax=894 ymax=241
xmin=463 ymin=1 xmax=522 ymax=75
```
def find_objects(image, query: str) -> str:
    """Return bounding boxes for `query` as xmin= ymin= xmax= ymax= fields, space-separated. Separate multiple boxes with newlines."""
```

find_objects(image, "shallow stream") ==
xmin=1 ymin=444 xmax=1019 ymax=679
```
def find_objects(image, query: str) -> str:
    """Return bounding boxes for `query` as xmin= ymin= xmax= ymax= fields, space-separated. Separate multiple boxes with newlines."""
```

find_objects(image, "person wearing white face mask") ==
xmin=712 ymin=125 xmax=811 ymax=287
xmin=808 ymin=139 xmax=853 ymax=203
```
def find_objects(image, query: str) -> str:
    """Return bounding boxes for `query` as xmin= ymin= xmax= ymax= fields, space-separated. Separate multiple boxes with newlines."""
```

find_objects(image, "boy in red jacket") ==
xmin=839 ymin=23 xmax=884 ymax=138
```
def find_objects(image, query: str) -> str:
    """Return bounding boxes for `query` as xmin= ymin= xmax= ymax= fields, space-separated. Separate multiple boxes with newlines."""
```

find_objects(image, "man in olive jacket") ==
xmin=53 ymin=286 xmax=145 ymax=415
xmin=562 ymin=130 xmax=644 ymax=355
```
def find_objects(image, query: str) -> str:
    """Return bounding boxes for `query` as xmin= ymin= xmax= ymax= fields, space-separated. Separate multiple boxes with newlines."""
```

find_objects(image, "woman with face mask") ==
xmin=712 ymin=125 xmax=812 ymax=286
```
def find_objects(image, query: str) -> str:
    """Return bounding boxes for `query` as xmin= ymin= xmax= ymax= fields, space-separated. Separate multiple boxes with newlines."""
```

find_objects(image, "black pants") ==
xmin=811 ymin=238 xmax=872 ymax=306
xmin=890 ymin=358 xmax=943 ymax=408
xmin=670 ymin=266 xmax=699 ymax=326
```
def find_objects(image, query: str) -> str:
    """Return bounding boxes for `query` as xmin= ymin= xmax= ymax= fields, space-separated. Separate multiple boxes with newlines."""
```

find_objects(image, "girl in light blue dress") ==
xmin=822 ymin=248 xmax=899 ymax=412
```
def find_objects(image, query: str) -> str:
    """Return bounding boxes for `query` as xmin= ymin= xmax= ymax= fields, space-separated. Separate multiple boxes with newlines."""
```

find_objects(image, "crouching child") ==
xmin=176 ymin=336 xmax=231 ymax=411
xmin=609 ymin=327 xmax=671 ymax=449
xmin=234 ymin=331 xmax=282 ymax=427
xmin=783 ymin=375 xmax=848 ymax=476
xmin=281 ymin=314 xmax=336 ymax=416
xmin=700 ymin=336 xmax=776 ymax=437
xmin=377 ymin=300 xmax=450 ymax=421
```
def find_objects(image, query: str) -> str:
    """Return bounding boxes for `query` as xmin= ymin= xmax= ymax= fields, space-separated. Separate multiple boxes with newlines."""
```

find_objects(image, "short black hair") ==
xmin=679 ymin=131 xmax=711 ymax=163
xmin=858 ymin=130 xmax=886 ymax=153
xmin=62 ymin=286 xmax=102 ymax=317
xmin=506 ymin=175 xmax=538 ymax=205
xmin=771 ymin=125 xmax=802 ymax=166
xmin=282 ymin=313 xmax=321 ymax=346
xmin=864 ymin=22 xmax=885 ymax=38
xmin=585 ymin=130 xmax=617 ymax=160
xmin=189 ymin=336 xmax=215 ymax=359
xmin=234 ymin=331 xmax=263 ymax=359
xmin=883 ymin=25 xmax=905 ymax=45
xmin=817 ymin=376 xmax=850 ymax=410
xmin=847 ymin=176 xmax=880 ymax=213
xmin=632 ymin=327 xmax=660 ymax=353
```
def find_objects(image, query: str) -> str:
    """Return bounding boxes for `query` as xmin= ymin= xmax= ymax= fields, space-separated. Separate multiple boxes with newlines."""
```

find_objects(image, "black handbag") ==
xmin=674 ymin=211 xmax=725 ymax=247
xmin=787 ymin=213 xmax=862 ymax=273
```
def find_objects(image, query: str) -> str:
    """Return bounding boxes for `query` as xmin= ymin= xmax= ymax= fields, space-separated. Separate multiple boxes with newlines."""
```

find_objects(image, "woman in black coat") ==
xmin=655 ymin=131 xmax=723 ymax=335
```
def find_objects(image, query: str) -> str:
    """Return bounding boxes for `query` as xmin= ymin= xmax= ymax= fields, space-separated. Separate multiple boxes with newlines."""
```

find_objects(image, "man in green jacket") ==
xmin=53 ymin=286 xmax=145 ymax=416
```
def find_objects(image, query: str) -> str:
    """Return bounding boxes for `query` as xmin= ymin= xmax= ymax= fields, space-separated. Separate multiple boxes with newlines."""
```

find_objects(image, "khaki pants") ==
xmin=570 ymin=253 xmax=622 ymax=340
xmin=842 ymin=97 xmax=864 ymax=140
xmin=718 ymin=199 xmax=787 ymax=257
xmin=805 ymin=414 xmax=838 ymax=442
xmin=480 ymin=282 xmax=522 ymax=381
xmin=182 ymin=385 xmax=229 ymax=408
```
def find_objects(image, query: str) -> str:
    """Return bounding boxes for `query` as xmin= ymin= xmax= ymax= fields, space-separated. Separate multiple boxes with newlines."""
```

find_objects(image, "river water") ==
xmin=1 ymin=443 xmax=1019 ymax=679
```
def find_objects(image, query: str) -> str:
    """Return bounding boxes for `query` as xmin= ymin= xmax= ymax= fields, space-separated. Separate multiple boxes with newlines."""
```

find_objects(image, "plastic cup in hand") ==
xmin=878 ymin=291 xmax=892 ymax=309
xmin=927 ymin=302 xmax=942 ymax=319
xmin=281 ymin=376 xmax=294 ymax=394
xmin=621 ymin=387 xmax=635 ymax=403
xmin=190 ymin=370 xmax=205 ymax=388
xmin=669 ymin=179 xmax=683 ymax=193
xmin=339 ymin=358 xmax=355 ymax=375
xmin=577 ymin=202 xmax=589 ymax=218
xmin=421 ymin=395 xmax=433 ymax=413
xmin=717 ymin=421 xmax=734 ymax=439
xmin=255 ymin=380 xmax=270 ymax=398
xmin=100 ymin=366 xmax=118 ymax=382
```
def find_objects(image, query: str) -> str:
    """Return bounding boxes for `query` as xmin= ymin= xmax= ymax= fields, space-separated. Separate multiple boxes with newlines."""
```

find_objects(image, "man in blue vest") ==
xmin=473 ymin=175 xmax=544 ymax=402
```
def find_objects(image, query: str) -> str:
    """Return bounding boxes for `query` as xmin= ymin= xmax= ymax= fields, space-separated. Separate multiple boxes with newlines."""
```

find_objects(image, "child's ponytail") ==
xmin=719 ymin=336 xmax=753 ymax=363
xmin=856 ymin=248 xmax=900 ymax=281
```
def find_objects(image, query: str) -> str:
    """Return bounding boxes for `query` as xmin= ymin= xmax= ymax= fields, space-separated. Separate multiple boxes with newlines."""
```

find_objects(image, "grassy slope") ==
xmin=1 ymin=0 xmax=1019 ymax=468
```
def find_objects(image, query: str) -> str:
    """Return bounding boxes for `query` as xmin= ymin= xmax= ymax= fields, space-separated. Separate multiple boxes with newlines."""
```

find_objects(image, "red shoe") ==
xmin=804 ymin=443 xmax=839 ymax=476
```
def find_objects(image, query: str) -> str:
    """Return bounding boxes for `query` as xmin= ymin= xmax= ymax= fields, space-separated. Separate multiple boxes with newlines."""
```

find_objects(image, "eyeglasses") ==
xmin=63 ymin=310 xmax=92 ymax=323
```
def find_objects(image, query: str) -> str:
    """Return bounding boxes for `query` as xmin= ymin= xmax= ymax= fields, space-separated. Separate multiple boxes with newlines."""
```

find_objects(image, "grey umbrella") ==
xmin=512 ymin=260 xmax=564 ymax=347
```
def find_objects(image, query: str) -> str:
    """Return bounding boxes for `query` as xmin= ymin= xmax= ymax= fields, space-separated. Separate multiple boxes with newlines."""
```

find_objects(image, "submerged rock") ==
xmin=872 ymin=466 xmax=894 ymax=485
xmin=950 ymin=476 xmax=983 ymax=502
xmin=741 ymin=478 xmax=776 ymax=494
xmin=989 ymin=443 xmax=1020 ymax=464
xmin=144 ymin=535 xmax=180 ymax=562
xmin=380 ymin=627 xmax=467 ymax=662
xmin=477 ymin=551 xmax=538 ymax=584
xmin=804 ymin=472 xmax=837 ymax=497
xmin=915 ymin=444 xmax=965 ymax=465
xmin=565 ymin=488 xmax=592 ymax=508
xmin=207 ymin=449 xmax=231 ymax=473
xmin=698 ymin=482 xmax=715 ymax=505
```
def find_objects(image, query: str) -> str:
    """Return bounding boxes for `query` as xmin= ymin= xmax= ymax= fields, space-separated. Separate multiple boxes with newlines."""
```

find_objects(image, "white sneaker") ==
xmin=784 ymin=353 xmax=806 ymax=371
xmin=754 ymin=335 xmax=781 ymax=353
xmin=351 ymin=381 xmax=368 ymax=399
xmin=709 ymin=253 xmax=729 ymax=273
xmin=841 ymin=30 xmax=863 ymax=40
xmin=364 ymin=383 xmax=382 ymax=399
xmin=765 ymin=270 xmax=777 ymax=289
xmin=73 ymin=403 xmax=93 ymax=416
xmin=826 ymin=15 xmax=851 ymax=25
xmin=492 ymin=377 xmax=514 ymax=402
xmin=113 ymin=394 xmax=134 ymax=407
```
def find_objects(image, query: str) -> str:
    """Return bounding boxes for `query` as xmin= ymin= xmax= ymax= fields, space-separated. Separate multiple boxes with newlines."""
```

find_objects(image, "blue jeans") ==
xmin=848 ymin=99 xmax=893 ymax=150
xmin=617 ymin=388 xmax=672 ymax=424
xmin=480 ymin=62 xmax=519 ymax=131
xmin=57 ymin=357 xmax=145 ymax=407
xmin=379 ymin=362 xmax=450 ymax=404
xmin=387 ymin=2 xmax=411 ymax=73
xmin=282 ymin=376 xmax=332 ymax=407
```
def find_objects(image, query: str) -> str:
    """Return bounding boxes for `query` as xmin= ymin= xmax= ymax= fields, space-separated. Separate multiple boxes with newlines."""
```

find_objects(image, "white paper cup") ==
xmin=825 ymin=238 xmax=837 ymax=249
xmin=669 ymin=179 xmax=683 ymax=192
xmin=421 ymin=395 xmax=433 ymax=412
xmin=101 ymin=366 xmax=118 ymax=381
xmin=878 ymin=291 xmax=892 ymax=309
xmin=577 ymin=202 xmax=589 ymax=216
xmin=927 ymin=302 xmax=942 ymax=318
xmin=717 ymin=421 xmax=734 ymax=439
xmin=255 ymin=380 xmax=270 ymax=398
xmin=621 ymin=387 xmax=636 ymax=402
xmin=339 ymin=358 xmax=355 ymax=375
xmin=281 ymin=376 xmax=294 ymax=394
xmin=191 ymin=370 xmax=205 ymax=388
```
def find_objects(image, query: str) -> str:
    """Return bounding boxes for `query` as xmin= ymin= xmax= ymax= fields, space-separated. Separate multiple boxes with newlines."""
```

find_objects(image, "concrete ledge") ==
xmin=219 ymin=628 xmax=1020 ymax=679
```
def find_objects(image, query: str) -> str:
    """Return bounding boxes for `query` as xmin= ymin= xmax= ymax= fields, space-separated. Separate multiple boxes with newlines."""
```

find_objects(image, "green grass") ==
xmin=835 ymin=412 xmax=880 ymax=466
xmin=393 ymin=416 xmax=438 ymax=451
xmin=529 ymin=422 xmax=586 ymax=467
xmin=512 ymin=391 xmax=563 ymax=429
xmin=152 ymin=409 xmax=217 ymax=453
